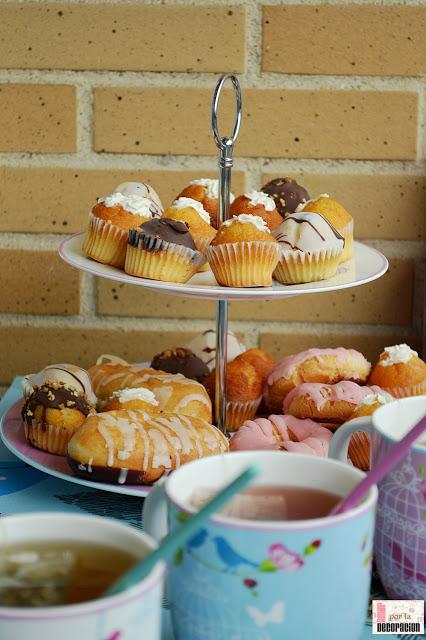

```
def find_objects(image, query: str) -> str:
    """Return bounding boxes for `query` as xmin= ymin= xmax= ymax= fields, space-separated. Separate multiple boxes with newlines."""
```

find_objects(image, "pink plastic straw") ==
xmin=330 ymin=412 xmax=426 ymax=516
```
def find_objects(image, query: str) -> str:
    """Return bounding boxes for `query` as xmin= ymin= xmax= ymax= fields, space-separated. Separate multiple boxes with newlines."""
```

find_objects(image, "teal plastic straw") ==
xmin=104 ymin=464 xmax=259 ymax=597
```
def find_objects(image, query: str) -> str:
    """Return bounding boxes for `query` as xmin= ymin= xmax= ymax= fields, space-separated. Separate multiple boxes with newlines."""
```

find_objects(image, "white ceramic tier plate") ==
xmin=1 ymin=400 xmax=153 ymax=497
xmin=59 ymin=232 xmax=388 ymax=301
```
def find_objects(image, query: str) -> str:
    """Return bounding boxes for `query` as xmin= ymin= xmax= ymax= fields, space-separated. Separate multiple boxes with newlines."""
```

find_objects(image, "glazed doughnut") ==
xmin=283 ymin=381 xmax=380 ymax=425
xmin=230 ymin=414 xmax=333 ymax=457
xmin=88 ymin=356 xmax=212 ymax=423
xmin=68 ymin=409 xmax=228 ymax=485
xmin=265 ymin=348 xmax=371 ymax=413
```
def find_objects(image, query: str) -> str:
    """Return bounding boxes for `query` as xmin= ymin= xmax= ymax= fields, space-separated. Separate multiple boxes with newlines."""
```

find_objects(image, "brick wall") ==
xmin=0 ymin=0 xmax=425 ymax=392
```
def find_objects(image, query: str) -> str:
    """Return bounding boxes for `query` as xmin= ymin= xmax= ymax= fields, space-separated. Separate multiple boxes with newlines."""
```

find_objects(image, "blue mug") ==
xmin=143 ymin=451 xmax=377 ymax=640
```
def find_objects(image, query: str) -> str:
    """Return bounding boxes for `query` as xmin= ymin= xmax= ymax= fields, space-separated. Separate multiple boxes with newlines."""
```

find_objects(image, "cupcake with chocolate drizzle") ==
xmin=124 ymin=218 xmax=206 ymax=283
xmin=22 ymin=382 xmax=93 ymax=456
xmin=273 ymin=211 xmax=344 ymax=284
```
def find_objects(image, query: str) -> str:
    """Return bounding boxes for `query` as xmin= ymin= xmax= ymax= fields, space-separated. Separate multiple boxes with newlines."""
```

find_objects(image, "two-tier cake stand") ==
xmin=59 ymin=74 xmax=388 ymax=436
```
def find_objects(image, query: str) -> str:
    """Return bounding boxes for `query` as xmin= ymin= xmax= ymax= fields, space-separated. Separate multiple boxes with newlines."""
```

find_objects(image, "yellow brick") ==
xmin=262 ymin=173 xmax=426 ymax=241
xmin=97 ymin=259 xmax=413 ymax=327
xmin=0 ymin=167 xmax=245 ymax=233
xmin=0 ymin=4 xmax=245 ymax=73
xmin=94 ymin=87 xmax=418 ymax=160
xmin=0 ymin=84 xmax=76 ymax=153
xmin=0 ymin=249 xmax=79 ymax=315
xmin=263 ymin=6 xmax=426 ymax=77
xmin=0 ymin=327 xmax=196 ymax=385
xmin=259 ymin=332 xmax=420 ymax=364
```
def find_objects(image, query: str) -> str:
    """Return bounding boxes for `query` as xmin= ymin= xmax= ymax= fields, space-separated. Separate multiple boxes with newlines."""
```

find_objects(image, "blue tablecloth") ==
xmin=0 ymin=379 xmax=413 ymax=640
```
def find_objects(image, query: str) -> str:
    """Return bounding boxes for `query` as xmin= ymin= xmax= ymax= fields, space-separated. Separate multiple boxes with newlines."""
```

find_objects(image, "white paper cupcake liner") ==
xmin=83 ymin=212 xmax=128 ymax=268
xmin=226 ymin=397 xmax=262 ymax=432
xmin=339 ymin=219 xmax=354 ymax=263
xmin=24 ymin=421 xmax=76 ymax=456
xmin=206 ymin=242 xmax=280 ymax=287
xmin=380 ymin=380 xmax=426 ymax=398
xmin=274 ymin=246 xmax=342 ymax=284
xmin=125 ymin=233 xmax=206 ymax=283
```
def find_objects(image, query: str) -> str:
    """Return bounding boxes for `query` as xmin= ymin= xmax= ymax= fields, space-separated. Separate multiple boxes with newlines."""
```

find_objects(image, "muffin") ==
xmin=103 ymin=387 xmax=159 ymax=413
xmin=297 ymin=194 xmax=353 ymax=263
xmin=203 ymin=359 xmax=263 ymax=431
xmin=261 ymin=177 xmax=309 ymax=215
xmin=185 ymin=330 xmax=246 ymax=371
xmin=273 ymin=212 xmax=344 ymax=284
xmin=163 ymin=197 xmax=216 ymax=253
xmin=124 ymin=218 xmax=206 ymax=283
xmin=177 ymin=178 xmax=235 ymax=229
xmin=150 ymin=347 xmax=209 ymax=382
xmin=234 ymin=349 xmax=275 ymax=385
xmin=113 ymin=181 xmax=163 ymax=217
xmin=369 ymin=344 xmax=426 ymax=398
xmin=230 ymin=191 xmax=283 ymax=230
xmin=83 ymin=190 xmax=157 ymax=268
xmin=22 ymin=382 xmax=92 ymax=456
xmin=23 ymin=363 xmax=97 ymax=406
xmin=347 ymin=391 xmax=394 ymax=471
xmin=206 ymin=214 xmax=280 ymax=287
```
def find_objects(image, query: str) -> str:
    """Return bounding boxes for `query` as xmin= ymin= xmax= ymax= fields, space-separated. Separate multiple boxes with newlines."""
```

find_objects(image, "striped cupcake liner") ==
xmin=274 ymin=246 xmax=342 ymax=284
xmin=83 ymin=212 xmax=128 ymax=268
xmin=207 ymin=242 xmax=280 ymax=288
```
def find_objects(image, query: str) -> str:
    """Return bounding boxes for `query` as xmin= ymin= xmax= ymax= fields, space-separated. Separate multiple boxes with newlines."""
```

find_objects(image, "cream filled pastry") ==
xmin=283 ymin=381 xmax=382 ymax=425
xmin=113 ymin=182 xmax=163 ymax=217
xmin=103 ymin=387 xmax=159 ymax=412
xmin=265 ymin=347 xmax=371 ymax=413
xmin=230 ymin=415 xmax=333 ymax=457
xmin=273 ymin=212 xmax=344 ymax=284
xmin=23 ymin=364 xmax=97 ymax=406
xmin=369 ymin=343 xmax=426 ymax=397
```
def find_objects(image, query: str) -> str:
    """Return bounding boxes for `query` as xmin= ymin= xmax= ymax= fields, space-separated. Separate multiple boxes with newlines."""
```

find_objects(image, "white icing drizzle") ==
xmin=97 ymin=423 xmax=115 ymax=467
xmin=157 ymin=415 xmax=192 ymax=455
xmin=136 ymin=422 xmax=150 ymax=471
xmin=118 ymin=468 xmax=128 ymax=484
xmin=178 ymin=415 xmax=203 ymax=457
xmin=98 ymin=192 xmax=153 ymax=217
xmin=201 ymin=426 xmax=220 ymax=451
xmin=173 ymin=394 xmax=206 ymax=411
xmin=222 ymin=214 xmax=270 ymax=233
xmin=244 ymin=190 xmax=276 ymax=211
xmin=150 ymin=429 xmax=172 ymax=469
xmin=87 ymin=457 xmax=93 ymax=473
xmin=171 ymin=197 xmax=211 ymax=224
xmin=380 ymin=344 xmax=418 ymax=367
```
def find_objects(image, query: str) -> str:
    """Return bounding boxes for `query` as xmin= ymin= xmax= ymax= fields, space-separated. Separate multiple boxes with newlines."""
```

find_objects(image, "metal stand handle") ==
xmin=211 ymin=74 xmax=242 ymax=434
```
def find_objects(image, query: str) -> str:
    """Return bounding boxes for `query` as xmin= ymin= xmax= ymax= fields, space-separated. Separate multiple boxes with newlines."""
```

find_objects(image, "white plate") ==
xmin=59 ymin=232 xmax=388 ymax=302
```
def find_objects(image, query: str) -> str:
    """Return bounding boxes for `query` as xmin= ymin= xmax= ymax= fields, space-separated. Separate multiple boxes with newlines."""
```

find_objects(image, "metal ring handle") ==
xmin=211 ymin=74 xmax=242 ymax=150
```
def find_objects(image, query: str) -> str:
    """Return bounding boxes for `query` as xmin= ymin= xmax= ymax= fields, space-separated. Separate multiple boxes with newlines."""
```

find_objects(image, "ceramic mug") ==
xmin=329 ymin=395 xmax=426 ymax=600
xmin=0 ymin=513 xmax=164 ymax=640
xmin=143 ymin=451 xmax=377 ymax=640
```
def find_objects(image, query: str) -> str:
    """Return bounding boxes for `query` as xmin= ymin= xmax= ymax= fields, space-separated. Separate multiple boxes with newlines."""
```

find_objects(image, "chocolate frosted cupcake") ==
xmin=124 ymin=218 xmax=206 ymax=283
xmin=261 ymin=177 xmax=309 ymax=215
xmin=22 ymin=382 xmax=92 ymax=456
xmin=151 ymin=347 xmax=209 ymax=382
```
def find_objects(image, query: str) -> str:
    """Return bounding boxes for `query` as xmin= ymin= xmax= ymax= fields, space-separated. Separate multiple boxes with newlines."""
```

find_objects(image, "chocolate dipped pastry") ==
xmin=23 ymin=363 xmax=96 ymax=405
xmin=261 ymin=177 xmax=309 ymax=215
xmin=22 ymin=382 xmax=92 ymax=456
xmin=151 ymin=348 xmax=209 ymax=382
xmin=125 ymin=218 xmax=205 ymax=283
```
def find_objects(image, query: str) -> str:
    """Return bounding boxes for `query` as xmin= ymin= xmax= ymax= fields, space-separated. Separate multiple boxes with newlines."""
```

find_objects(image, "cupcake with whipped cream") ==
xmin=113 ymin=181 xmax=163 ymax=217
xmin=103 ymin=387 xmax=159 ymax=413
xmin=347 ymin=391 xmax=394 ymax=471
xmin=206 ymin=214 xmax=280 ymax=287
xmin=296 ymin=193 xmax=353 ymax=263
xmin=273 ymin=211 xmax=344 ymax=284
xmin=177 ymin=178 xmax=235 ymax=229
xmin=163 ymin=197 xmax=216 ymax=253
xmin=369 ymin=344 xmax=426 ymax=398
xmin=83 ymin=188 xmax=160 ymax=268
xmin=230 ymin=190 xmax=283 ymax=230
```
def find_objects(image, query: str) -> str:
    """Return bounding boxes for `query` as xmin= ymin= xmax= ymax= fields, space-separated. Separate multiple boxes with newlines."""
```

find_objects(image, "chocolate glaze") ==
xmin=151 ymin=347 xmax=209 ymax=382
xmin=67 ymin=457 xmax=155 ymax=485
xmin=128 ymin=218 xmax=197 ymax=251
xmin=22 ymin=383 xmax=91 ymax=426
xmin=261 ymin=177 xmax=309 ymax=215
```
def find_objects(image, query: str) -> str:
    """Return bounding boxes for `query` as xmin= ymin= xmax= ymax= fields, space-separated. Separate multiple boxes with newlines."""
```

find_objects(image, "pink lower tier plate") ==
xmin=0 ymin=400 xmax=152 ymax=497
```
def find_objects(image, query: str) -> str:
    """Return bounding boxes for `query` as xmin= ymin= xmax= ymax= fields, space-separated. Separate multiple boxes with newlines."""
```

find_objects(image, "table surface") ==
xmin=0 ymin=379 xmax=409 ymax=640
